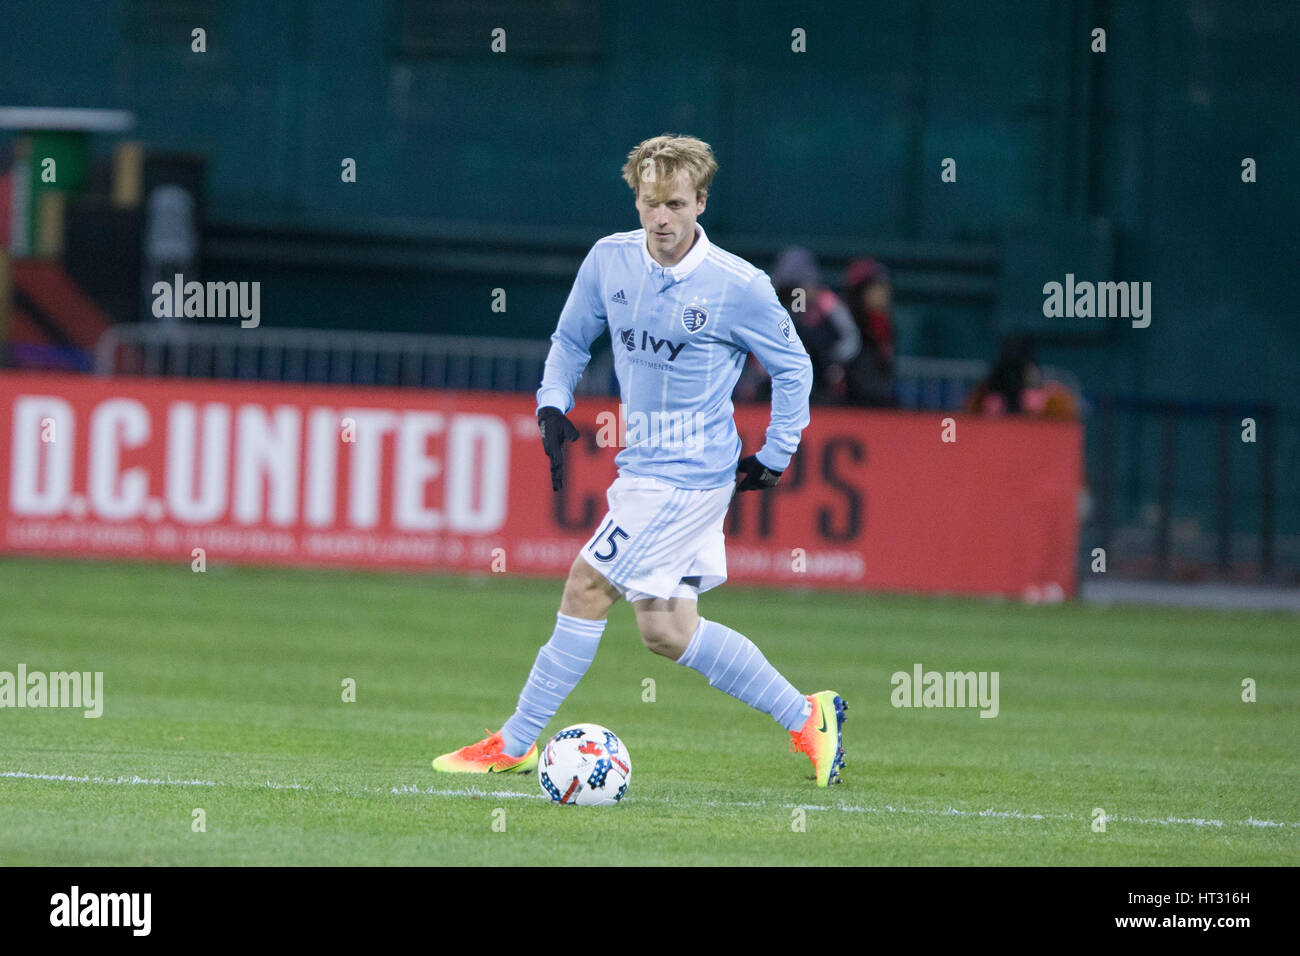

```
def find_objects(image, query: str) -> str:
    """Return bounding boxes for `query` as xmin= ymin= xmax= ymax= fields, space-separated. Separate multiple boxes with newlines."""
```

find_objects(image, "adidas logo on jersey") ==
xmin=610 ymin=289 xmax=628 ymax=305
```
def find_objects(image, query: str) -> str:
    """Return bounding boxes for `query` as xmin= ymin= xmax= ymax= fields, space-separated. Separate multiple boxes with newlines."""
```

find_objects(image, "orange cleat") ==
xmin=788 ymin=691 xmax=847 ymax=786
xmin=432 ymin=729 xmax=539 ymax=774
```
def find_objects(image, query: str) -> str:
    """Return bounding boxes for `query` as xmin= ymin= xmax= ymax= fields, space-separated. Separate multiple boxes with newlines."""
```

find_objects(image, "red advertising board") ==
xmin=0 ymin=372 xmax=1081 ymax=597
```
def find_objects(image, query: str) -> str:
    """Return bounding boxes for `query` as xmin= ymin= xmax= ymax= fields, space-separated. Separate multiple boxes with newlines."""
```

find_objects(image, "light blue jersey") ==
xmin=537 ymin=225 xmax=813 ymax=489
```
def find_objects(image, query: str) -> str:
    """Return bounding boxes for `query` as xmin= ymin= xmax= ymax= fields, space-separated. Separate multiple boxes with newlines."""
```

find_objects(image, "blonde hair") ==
xmin=621 ymin=134 xmax=718 ymax=200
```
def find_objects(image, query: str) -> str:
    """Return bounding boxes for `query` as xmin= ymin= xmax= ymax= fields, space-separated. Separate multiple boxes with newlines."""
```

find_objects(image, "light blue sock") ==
xmin=678 ymin=618 xmax=808 ymax=731
xmin=500 ymin=612 xmax=605 ymax=757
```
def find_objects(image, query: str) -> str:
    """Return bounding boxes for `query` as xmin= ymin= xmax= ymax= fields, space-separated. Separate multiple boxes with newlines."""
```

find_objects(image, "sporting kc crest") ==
xmin=681 ymin=300 xmax=709 ymax=334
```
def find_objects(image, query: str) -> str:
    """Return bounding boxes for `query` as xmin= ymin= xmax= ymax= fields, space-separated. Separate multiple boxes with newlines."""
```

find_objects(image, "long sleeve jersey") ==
xmin=537 ymin=225 xmax=813 ymax=489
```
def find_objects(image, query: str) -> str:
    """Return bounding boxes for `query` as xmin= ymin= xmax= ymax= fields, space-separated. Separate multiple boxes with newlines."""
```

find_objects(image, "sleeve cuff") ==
xmin=536 ymin=387 xmax=574 ymax=415
xmin=756 ymin=446 xmax=792 ymax=472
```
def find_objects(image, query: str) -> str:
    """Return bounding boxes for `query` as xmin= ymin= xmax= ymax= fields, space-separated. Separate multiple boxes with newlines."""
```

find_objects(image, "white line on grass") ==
xmin=5 ymin=770 xmax=1298 ymax=830
xmin=1 ymin=771 xmax=217 ymax=787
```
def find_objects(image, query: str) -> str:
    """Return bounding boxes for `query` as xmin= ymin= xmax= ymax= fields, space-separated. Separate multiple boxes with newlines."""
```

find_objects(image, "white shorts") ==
xmin=578 ymin=473 xmax=735 ymax=603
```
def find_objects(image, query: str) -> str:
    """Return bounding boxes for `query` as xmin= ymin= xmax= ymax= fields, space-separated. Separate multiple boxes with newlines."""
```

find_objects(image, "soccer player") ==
xmin=433 ymin=134 xmax=847 ymax=786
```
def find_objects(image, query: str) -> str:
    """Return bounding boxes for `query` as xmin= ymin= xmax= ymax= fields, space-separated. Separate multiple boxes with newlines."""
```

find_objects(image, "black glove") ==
xmin=735 ymin=454 xmax=783 ymax=492
xmin=537 ymin=406 xmax=580 ymax=491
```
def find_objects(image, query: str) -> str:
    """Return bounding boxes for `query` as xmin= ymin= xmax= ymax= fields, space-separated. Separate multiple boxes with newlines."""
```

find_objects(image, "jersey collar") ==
xmin=641 ymin=224 xmax=711 ymax=281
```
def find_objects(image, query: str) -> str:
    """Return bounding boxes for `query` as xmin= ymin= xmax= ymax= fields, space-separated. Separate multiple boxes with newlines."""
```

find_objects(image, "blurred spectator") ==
xmin=964 ymin=335 xmax=1079 ymax=419
xmin=763 ymin=246 xmax=860 ymax=404
xmin=842 ymin=258 xmax=897 ymax=407
xmin=143 ymin=185 xmax=199 ymax=324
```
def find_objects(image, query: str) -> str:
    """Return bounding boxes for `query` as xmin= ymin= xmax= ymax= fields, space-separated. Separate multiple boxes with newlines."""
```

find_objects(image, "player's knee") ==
xmin=560 ymin=559 xmax=617 ymax=618
xmin=637 ymin=620 xmax=691 ymax=660
xmin=637 ymin=624 xmax=676 ymax=658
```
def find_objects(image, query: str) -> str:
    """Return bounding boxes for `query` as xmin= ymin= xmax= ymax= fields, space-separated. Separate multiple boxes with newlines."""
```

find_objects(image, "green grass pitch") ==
xmin=1 ymin=557 xmax=1296 ymax=866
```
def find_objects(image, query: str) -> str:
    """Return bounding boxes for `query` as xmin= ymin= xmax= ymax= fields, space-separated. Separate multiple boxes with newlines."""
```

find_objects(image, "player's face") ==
xmin=636 ymin=170 xmax=706 ymax=267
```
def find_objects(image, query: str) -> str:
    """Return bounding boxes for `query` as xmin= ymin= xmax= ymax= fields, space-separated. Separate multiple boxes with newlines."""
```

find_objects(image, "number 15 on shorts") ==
xmin=589 ymin=520 xmax=630 ymax=562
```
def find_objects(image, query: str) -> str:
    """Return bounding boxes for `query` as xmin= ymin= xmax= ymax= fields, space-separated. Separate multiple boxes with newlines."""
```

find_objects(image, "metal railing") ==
xmin=1087 ymin=396 xmax=1284 ymax=581
xmin=94 ymin=322 xmax=1079 ymax=410
xmin=94 ymin=323 xmax=597 ymax=394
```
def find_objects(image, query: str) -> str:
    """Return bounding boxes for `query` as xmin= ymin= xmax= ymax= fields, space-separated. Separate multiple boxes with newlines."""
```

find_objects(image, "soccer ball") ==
xmin=537 ymin=723 xmax=631 ymax=806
